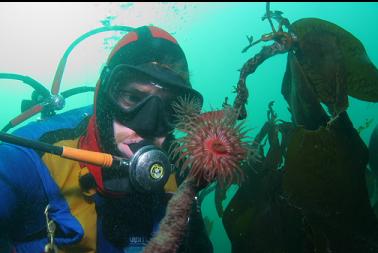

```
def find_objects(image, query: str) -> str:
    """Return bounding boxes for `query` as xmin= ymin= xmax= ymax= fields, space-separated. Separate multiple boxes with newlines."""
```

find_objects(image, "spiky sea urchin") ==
xmin=170 ymin=96 xmax=251 ymax=188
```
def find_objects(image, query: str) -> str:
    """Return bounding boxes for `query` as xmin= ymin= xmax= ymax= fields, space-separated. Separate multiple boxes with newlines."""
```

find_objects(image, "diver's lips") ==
xmin=115 ymin=132 xmax=130 ymax=143
xmin=115 ymin=135 xmax=142 ymax=146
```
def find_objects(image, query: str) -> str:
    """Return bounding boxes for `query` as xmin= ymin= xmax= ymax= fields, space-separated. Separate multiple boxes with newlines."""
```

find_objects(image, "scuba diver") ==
xmin=0 ymin=26 xmax=213 ymax=253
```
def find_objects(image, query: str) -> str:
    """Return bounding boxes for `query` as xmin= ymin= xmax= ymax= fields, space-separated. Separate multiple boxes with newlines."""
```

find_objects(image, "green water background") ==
xmin=0 ymin=2 xmax=377 ymax=252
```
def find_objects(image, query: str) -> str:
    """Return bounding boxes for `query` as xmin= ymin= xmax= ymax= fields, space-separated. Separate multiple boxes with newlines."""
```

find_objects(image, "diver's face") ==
xmin=113 ymin=120 xmax=166 ymax=158
xmin=112 ymin=80 xmax=168 ymax=158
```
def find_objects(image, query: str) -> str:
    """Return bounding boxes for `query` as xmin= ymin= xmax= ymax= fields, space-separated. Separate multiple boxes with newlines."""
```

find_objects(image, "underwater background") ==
xmin=0 ymin=2 xmax=377 ymax=252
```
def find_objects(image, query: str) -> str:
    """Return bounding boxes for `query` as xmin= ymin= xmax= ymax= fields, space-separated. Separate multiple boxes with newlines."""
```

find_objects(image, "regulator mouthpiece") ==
xmin=103 ymin=145 xmax=172 ymax=194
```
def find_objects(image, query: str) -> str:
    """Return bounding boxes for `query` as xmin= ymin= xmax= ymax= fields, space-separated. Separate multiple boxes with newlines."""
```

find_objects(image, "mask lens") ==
xmin=106 ymin=66 xmax=182 ymax=125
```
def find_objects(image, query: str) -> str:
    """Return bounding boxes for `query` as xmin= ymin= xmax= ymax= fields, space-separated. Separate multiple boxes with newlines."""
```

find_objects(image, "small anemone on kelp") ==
xmin=170 ymin=96 xmax=254 ymax=188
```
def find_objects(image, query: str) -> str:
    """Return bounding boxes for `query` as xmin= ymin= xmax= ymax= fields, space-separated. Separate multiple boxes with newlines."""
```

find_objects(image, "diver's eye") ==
xmin=118 ymin=91 xmax=145 ymax=109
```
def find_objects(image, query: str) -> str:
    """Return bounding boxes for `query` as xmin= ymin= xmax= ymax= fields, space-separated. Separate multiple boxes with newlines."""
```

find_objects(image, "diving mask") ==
xmin=104 ymin=65 xmax=184 ymax=137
